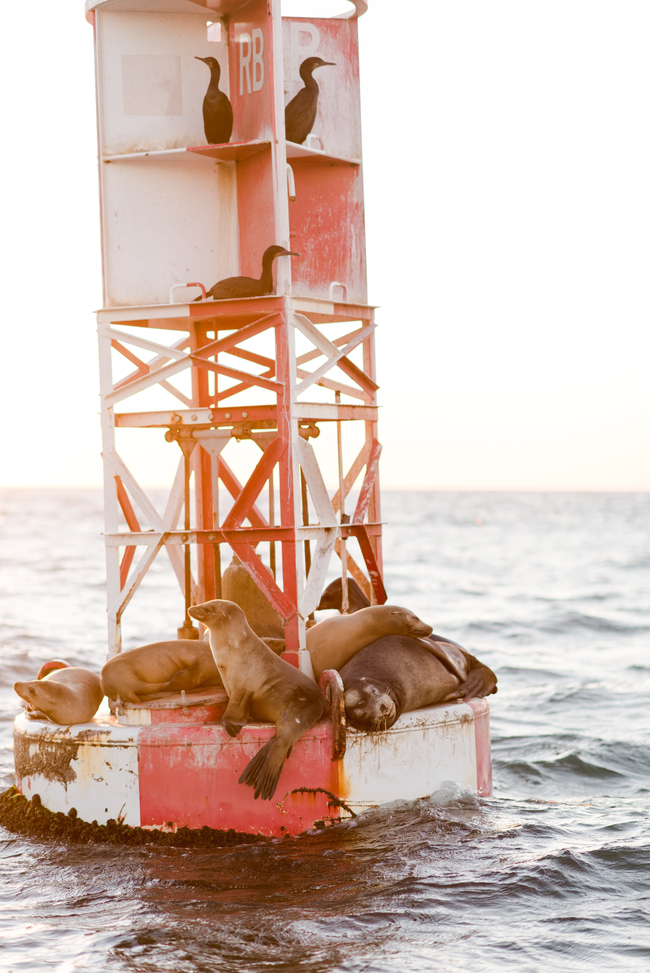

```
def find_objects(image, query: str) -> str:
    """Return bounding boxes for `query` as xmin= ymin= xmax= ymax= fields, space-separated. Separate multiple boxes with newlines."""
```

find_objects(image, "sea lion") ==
xmin=317 ymin=577 xmax=370 ymax=613
xmin=222 ymin=555 xmax=285 ymax=639
xmin=340 ymin=636 xmax=498 ymax=732
xmin=14 ymin=667 xmax=104 ymax=725
xmin=100 ymin=640 xmax=222 ymax=704
xmin=188 ymin=599 xmax=324 ymax=800
xmin=306 ymin=604 xmax=434 ymax=678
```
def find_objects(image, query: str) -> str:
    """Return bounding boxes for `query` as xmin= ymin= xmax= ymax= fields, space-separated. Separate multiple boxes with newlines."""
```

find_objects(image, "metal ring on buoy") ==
xmin=318 ymin=669 xmax=346 ymax=760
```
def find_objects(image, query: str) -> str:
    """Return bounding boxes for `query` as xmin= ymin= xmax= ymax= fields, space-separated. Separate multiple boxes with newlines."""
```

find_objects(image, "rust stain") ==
xmin=14 ymin=729 xmax=80 ymax=785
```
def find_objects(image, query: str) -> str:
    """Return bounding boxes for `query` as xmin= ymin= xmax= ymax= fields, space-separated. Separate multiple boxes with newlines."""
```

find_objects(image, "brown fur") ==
xmin=100 ymin=640 xmax=222 ymax=704
xmin=222 ymin=556 xmax=285 ymax=638
xmin=15 ymin=667 xmax=104 ymax=725
xmin=188 ymin=600 xmax=323 ymax=800
xmin=341 ymin=636 xmax=497 ymax=732
xmin=306 ymin=604 xmax=433 ymax=678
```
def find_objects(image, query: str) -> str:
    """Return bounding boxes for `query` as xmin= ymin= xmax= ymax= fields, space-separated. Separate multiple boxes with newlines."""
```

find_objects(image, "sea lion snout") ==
xmin=189 ymin=599 xmax=245 ymax=626
xmin=14 ymin=681 xmax=34 ymax=701
xmin=394 ymin=611 xmax=433 ymax=638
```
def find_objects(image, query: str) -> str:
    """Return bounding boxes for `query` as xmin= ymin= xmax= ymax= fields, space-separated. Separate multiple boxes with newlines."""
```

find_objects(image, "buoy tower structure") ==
xmin=12 ymin=0 xmax=492 ymax=837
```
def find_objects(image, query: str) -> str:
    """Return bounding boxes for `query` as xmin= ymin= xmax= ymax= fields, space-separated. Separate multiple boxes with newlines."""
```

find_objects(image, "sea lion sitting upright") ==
xmin=306 ymin=604 xmax=433 ymax=678
xmin=188 ymin=600 xmax=324 ymax=800
xmin=222 ymin=555 xmax=285 ymax=639
xmin=14 ymin=667 xmax=104 ymax=725
xmin=101 ymin=640 xmax=222 ymax=704
xmin=341 ymin=636 xmax=498 ymax=732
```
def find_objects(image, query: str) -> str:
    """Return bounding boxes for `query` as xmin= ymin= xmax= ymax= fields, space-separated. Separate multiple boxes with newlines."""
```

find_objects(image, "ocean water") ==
xmin=0 ymin=488 xmax=648 ymax=973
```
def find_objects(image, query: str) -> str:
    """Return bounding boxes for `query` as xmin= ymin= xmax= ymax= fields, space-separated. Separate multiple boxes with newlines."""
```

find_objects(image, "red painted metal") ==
xmin=467 ymin=698 xmax=492 ymax=797
xmin=353 ymin=525 xmax=387 ymax=604
xmin=222 ymin=436 xmax=286 ymax=531
xmin=353 ymin=438 xmax=382 ymax=524
xmin=138 ymin=718 xmax=343 ymax=836
xmin=185 ymin=282 xmax=207 ymax=300
xmin=217 ymin=458 xmax=268 ymax=529
xmin=115 ymin=475 xmax=140 ymax=590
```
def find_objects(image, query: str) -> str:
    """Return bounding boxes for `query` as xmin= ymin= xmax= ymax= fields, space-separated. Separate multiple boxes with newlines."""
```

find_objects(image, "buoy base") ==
xmin=14 ymin=695 xmax=491 ymax=837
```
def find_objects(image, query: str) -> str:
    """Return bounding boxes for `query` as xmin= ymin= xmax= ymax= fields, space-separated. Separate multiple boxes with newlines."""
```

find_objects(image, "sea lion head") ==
xmin=188 ymin=599 xmax=246 ymax=628
xmin=317 ymin=577 xmax=370 ymax=614
xmin=365 ymin=605 xmax=433 ymax=639
xmin=344 ymin=677 xmax=399 ymax=733
xmin=14 ymin=680 xmax=44 ymax=708
xmin=14 ymin=678 xmax=71 ymax=724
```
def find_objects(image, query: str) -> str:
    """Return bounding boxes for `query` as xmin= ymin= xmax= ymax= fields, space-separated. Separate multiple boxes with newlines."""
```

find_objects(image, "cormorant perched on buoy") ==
xmin=285 ymin=56 xmax=335 ymax=145
xmin=195 ymin=56 xmax=233 ymax=145
xmin=195 ymin=246 xmax=299 ymax=301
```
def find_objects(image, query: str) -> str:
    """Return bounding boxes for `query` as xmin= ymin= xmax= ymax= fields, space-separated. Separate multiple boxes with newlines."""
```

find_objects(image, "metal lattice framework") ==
xmin=98 ymin=293 xmax=384 ymax=670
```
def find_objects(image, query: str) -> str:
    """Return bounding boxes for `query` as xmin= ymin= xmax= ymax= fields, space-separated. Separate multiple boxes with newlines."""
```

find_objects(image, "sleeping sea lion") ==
xmin=188 ymin=599 xmax=324 ymax=800
xmin=14 ymin=667 xmax=104 ymax=725
xmin=340 ymin=636 xmax=498 ymax=732
xmin=100 ymin=639 xmax=222 ymax=704
xmin=306 ymin=604 xmax=434 ymax=678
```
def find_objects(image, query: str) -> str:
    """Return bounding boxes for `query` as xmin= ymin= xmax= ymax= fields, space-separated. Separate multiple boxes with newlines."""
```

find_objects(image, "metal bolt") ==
xmin=242 ymin=411 xmax=248 ymax=418
xmin=171 ymin=414 xmax=182 ymax=423
xmin=208 ymin=533 xmax=215 ymax=541
xmin=224 ymin=412 xmax=231 ymax=419
xmin=191 ymin=414 xmax=197 ymax=421
xmin=181 ymin=534 xmax=188 ymax=542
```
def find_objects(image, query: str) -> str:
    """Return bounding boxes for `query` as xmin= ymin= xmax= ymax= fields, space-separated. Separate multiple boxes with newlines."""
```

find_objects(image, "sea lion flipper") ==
xmin=419 ymin=639 xmax=466 ymax=681
xmin=239 ymin=738 xmax=281 ymax=800
xmin=456 ymin=658 xmax=498 ymax=699
xmin=165 ymin=664 xmax=201 ymax=693
xmin=223 ymin=716 xmax=248 ymax=737
xmin=222 ymin=688 xmax=253 ymax=736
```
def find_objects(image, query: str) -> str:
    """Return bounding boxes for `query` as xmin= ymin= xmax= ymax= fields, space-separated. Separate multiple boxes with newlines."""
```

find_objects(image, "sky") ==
xmin=0 ymin=0 xmax=648 ymax=490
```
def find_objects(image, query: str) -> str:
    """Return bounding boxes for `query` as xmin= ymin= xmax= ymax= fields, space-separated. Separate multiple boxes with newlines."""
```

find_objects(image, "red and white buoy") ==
xmin=13 ymin=0 xmax=491 ymax=835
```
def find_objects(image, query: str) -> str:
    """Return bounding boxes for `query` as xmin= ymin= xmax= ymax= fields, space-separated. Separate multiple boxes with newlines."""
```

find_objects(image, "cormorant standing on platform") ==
xmin=285 ymin=56 xmax=335 ymax=145
xmin=195 ymin=56 xmax=233 ymax=145
xmin=195 ymin=246 xmax=299 ymax=301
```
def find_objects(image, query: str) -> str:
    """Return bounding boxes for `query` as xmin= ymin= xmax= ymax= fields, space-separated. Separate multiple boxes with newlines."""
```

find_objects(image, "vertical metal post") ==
xmin=98 ymin=326 xmax=122 ymax=658
xmin=177 ymin=438 xmax=198 ymax=639
xmin=213 ymin=455 xmax=222 ymax=599
xmin=335 ymin=391 xmax=349 ymax=614
xmin=269 ymin=469 xmax=276 ymax=579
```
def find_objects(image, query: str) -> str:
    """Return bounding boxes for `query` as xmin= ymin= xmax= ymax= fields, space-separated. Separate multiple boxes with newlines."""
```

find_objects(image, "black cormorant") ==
xmin=285 ymin=56 xmax=335 ymax=145
xmin=195 ymin=56 xmax=233 ymax=145
xmin=195 ymin=246 xmax=299 ymax=301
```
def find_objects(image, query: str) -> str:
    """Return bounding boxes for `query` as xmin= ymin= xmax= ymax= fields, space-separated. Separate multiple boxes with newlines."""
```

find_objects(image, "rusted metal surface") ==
xmin=319 ymin=669 xmax=346 ymax=760
xmin=14 ymin=696 xmax=491 ymax=833
xmin=14 ymin=715 xmax=142 ymax=826
xmin=340 ymin=701 xmax=486 ymax=810
xmin=14 ymin=727 xmax=81 ymax=786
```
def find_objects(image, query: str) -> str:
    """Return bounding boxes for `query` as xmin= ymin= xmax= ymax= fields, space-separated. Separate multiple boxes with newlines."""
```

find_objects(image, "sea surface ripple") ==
xmin=0 ymin=489 xmax=648 ymax=973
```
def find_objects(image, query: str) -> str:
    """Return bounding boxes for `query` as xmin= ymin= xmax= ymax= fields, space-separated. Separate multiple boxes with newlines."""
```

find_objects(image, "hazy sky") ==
xmin=1 ymin=0 xmax=648 ymax=490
